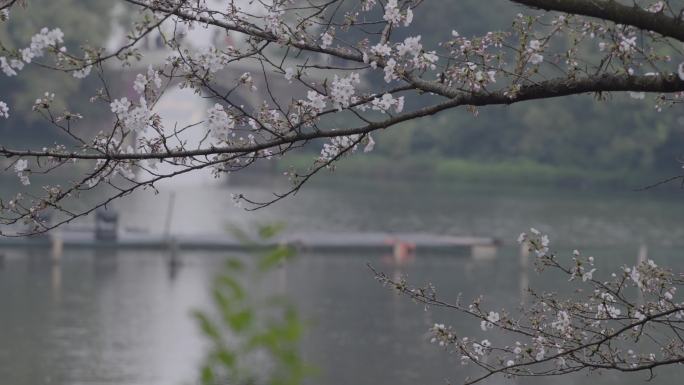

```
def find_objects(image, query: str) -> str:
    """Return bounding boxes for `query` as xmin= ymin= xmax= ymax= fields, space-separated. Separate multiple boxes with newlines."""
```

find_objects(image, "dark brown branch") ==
xmin=511 ymin=0 xmax=684 ymax=42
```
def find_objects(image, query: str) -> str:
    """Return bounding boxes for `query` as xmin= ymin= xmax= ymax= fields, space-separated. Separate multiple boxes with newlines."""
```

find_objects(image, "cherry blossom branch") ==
xmin=372 ymin=228 xmax=684 ymax=384
xmin=0 ymin=72 xmax=681 ymax=162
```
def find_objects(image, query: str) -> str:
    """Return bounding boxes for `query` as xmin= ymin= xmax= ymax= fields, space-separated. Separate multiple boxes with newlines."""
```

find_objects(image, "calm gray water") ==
xmin=1 ymin=176 xmax=683 ymax=385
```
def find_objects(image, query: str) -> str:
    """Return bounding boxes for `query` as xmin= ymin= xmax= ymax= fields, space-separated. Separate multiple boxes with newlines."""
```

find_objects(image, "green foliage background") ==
xmin=0 ymin=0 xmax=114 ymax=147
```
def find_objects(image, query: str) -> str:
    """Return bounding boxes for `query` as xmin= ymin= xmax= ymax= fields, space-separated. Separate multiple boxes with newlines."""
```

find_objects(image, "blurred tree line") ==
xmin=377 ymin=96 xmax=682 ymax=175
xmin=369 ymin=1 xmax=684 ymax=177
xmin=0 ymin=0 xmax=114 ymax=148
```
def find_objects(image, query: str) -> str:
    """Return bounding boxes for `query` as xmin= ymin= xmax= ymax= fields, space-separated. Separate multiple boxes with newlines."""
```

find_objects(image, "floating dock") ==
xmin=0 ymin=231 xmax=500 ymax=258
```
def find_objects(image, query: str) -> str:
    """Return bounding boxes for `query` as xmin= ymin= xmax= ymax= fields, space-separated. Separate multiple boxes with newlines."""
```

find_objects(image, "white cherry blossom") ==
xmin=0 ymin=101 xmax=8 ymax=118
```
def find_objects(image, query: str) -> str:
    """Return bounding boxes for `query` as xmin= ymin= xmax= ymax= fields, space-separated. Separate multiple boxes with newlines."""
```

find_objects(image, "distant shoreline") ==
xmin=269 ymin=153 xmax=678 ymax=192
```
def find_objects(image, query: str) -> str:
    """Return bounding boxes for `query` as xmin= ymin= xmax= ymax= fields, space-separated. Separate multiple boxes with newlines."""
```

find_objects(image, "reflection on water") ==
xmin=1 ymin=178 xmax=683 ymax=385
xmin=0 ymin=249 xmax=211 ymax=385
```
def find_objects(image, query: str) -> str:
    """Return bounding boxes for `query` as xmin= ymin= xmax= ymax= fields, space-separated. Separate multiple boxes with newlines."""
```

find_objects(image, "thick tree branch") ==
xmin=512 ymin=0 xmax=684 ymax=42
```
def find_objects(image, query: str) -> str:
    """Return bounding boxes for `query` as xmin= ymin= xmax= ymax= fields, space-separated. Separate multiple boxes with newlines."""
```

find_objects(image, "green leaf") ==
xmin=200 ymin=365 xmax=214 ymax=385
xmin=259 ymin=245 xmax=295 ymax=271
xmin=216 ymin=349 xmax=236 ymax=369
xmin=193 ymin=311 xmax=221 ymax=341
xmin=257 ymin=222 xmax=286 ymax=240
xmin=215 ymin=275 xmax=245 ymax=300
xmin=225 ymin=257 xmax=245 ymax=271
xmin=227 ymin=309 xmax=253 ymax=332
xmin=226 ymin=225 xmax=258 ymax=247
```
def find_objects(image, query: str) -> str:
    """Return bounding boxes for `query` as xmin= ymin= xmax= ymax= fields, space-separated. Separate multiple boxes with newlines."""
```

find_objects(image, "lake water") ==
xmin=1 ymin=175 xmax=683 ymax=385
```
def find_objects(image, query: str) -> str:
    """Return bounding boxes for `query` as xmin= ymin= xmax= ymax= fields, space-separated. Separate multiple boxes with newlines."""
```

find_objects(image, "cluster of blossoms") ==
xmin=238 ymin=72 xmax=257 ymax=91
xmin=206 ymin=103 xmax=235 ymax=142
xmin=382 ymin=58 xmax=398 ymax=83
xmin=164 ymin=45 xmax=236 ymax=91
xmin=110 ymin=97 xmax=153 ymax=132
xmin=567 ymin=249 xmax=596 ymax=282
xmin=318 ymin=132 xmax=375 ymax=163
xmin=618 ymin=33 xmax=638 ymax=54
xmin=264 ymin=5 xmax=285 ymax=35
xmin=87 ymin=137 xmax=136 ymax=188
xmin=100 ymin=65 xmax=164 ymax=148
xmin=517 ymin=227 xmax=549 ymax=256
xmin=71 ymin=52 xmax=92 ymax=79
xmin=480 ymin=311 xmax=500 ymax=331
xmin=360 ymin=0 xmax=377 ymax=12
xmin=527 ymin=39 xmax=544 ymax=65
xmin=0 ymin=28 xmax=63 ymax=77
xmin=254 ymin=105 xmax=291 ymax=134
xmin=329 ymin=73 xmax=361 ymax=111
xmin=442 ymin=30 xmax=505 ymax=91
xmin=383 ymin=0 xmax=413 ymax=27
xmin=133 ymin=65 xmax=163 ymax=95
xmin=648 ymin=1 xmax=666 ymax=13
xmin=2 ymin=26 xmax=94 ymax=84
xmin=456 ymin=62 xmax=498 ymax=92
xmin=0 ymin=56 xmax=23 ymax=77
xmin=365 ymin=93 xmax=404 ymax=113
xmin=194 ymin=46 xmax=233 ymax=74
xmin=318 ymin=134 xmax=361 ymax=163
xmin=363 ymin=35 xmax=438 ymax=83
xmin=284 ymin=67 xmax=295 ymax=82
xmin=394 ymin=35 xmax=438 ymax=71
xmin=320 ymin=31 xmax=334 ymax=49
xmin=0 ymin=101 xmax=8 ymax=118
xmin=32 ymin=92 xmax=56 ymax=111
xmin=369 ymin=42 xmax=391 ymax=58
xmin=21 ymin=27 xmax=64 ymax=64
xmin=302 ymin=90 xmax=327 ymax=114
xmin=13 ymin=159 xmax=29 ymax=186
